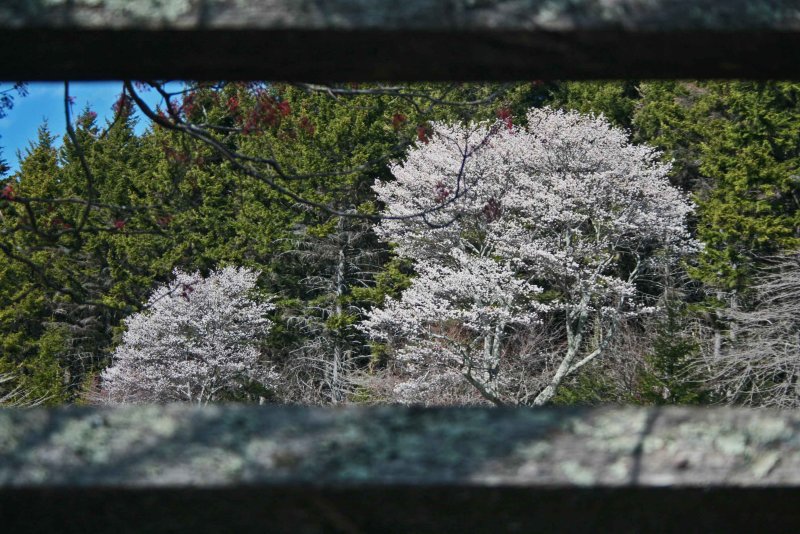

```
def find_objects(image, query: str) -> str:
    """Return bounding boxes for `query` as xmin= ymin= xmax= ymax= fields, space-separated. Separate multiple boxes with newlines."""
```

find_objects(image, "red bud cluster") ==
xmin=0 ymin=184 xmax=15 ymax=201
xmin=496 ymin=107 xmax=513 ymax=130
xmin=242 ymin=92 xmax=291 ymax=134
xmin=434 ymin=181 xmax=451 ymax=203
xmin=392 ymin=113 xmax=407 ymax=130
xmin=482 ymin=198 xmax=502 ymax=222
xmin=112 ymin=93 xmax=132 ymax=115
xmin=299 ymin=116 xmax=316 ymax=136
xmin=417 ymin=124 xmax=432 ymax=144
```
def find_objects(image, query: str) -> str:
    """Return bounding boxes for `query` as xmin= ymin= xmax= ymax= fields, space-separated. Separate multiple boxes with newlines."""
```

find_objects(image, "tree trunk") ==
xmin=533 ymin=305 xmax=587 ymax=406
xmin=329 ymin=216 xmax=348 ymax=404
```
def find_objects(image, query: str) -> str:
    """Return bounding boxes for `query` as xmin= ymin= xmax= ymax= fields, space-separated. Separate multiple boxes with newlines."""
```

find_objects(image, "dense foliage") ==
xmin=1 ymin=81 xmax=799 ymax=407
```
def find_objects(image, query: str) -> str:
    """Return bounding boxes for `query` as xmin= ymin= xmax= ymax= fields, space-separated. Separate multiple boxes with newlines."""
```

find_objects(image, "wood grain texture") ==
xmin=2 ymin=1 xmax=800 ymax=30
xmin=3 ymin=405 xmax=800 ymax=532
xmin=1 ymin=1 xmax=800 ymax=79
xmin=1 ymin=405 xmax=798 ymax=487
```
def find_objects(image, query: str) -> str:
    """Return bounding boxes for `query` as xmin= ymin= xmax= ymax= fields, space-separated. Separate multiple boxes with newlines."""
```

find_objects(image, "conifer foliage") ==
xmin=99 ymin=267 xmax=276 ymax=404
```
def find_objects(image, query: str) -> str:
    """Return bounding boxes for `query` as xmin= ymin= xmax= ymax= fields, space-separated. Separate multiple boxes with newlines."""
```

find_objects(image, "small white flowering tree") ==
xmin=100 ymin=266 xmax=276 ymax=404
xmin=364 ymin=108 xmax=697 ymax=406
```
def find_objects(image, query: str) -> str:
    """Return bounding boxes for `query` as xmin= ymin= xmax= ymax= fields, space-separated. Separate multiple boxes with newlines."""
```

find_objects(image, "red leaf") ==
xmin=417 ymin=124 xmax=431 ymax=144
xmin=299 ymin=116 xmax=315 ymax=136
xmin=482 ymin=198 xmax=502 ymax=222
xmin=0 ymin=184 xmax=15 ymax=201
xmin=112 ymin=93 xmax=132 ymax=115
xmin=392 ymin=113 xmax=407 ymax=130
xmin=434 ymin=181 xmax=451 ymax=203
xmin=496 ymin=107 xmax=513 ymax=130
xmin=181 ymin=92 xmax=197 ymax=118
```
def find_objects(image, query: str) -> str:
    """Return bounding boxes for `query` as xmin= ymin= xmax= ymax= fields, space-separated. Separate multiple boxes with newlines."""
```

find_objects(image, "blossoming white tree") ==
xmin=100 ymin=266 xmax=276 ymax=404
xmin=364 ymin=108 xmax=697 ymax=405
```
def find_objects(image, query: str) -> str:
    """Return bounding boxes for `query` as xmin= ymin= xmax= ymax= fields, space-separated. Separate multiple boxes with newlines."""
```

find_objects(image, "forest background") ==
xmin=1 ymin=80 xmax=798 ymax=408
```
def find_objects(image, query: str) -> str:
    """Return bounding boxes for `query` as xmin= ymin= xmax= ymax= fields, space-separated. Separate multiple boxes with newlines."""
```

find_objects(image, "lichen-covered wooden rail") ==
xmin=2 ymin=0 xmax=800 ymax=80
xmin=2 ymin=406 xmax=800 ymax=532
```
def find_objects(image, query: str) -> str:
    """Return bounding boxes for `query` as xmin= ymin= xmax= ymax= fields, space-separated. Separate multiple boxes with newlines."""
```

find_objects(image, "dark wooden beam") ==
xmin=2 ymin=405 xmax=800 ymax=532
xmin=1 ymin=1 xmax=800 ymax=80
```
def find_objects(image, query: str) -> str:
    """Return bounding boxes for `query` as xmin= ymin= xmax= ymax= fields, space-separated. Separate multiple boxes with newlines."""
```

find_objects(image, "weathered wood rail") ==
xmin=2 ymin=405 xmax=800 ymax=532
xmin=2 ymin=0 xmax=800 ymax=80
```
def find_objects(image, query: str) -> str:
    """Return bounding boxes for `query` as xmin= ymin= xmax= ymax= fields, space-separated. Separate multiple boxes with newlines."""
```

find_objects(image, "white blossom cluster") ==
xmin=100 ymin=266 xmax=276 ymax=404
xmin=364 ymin=108 xmax=698 ymax=405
